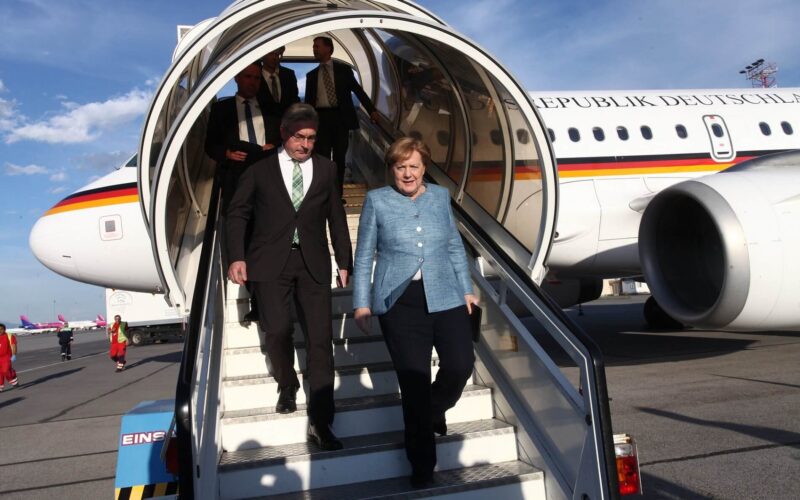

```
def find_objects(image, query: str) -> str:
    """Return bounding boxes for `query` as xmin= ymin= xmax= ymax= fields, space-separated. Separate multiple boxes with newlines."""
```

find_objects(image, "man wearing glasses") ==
xmin=227 ymin=103 xmax=352 ymax=451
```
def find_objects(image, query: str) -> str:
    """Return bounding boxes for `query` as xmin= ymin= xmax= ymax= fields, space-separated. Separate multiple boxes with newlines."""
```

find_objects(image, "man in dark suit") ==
xmin=206 ymin=62 xmax=279 ymax=321
xmin=304 ymin=36 xmax=380 ymax=198
xmin=227 ymin=103 xmax=352 ymax=451
xmin=256 ymin=46 xmax=299 ymax=146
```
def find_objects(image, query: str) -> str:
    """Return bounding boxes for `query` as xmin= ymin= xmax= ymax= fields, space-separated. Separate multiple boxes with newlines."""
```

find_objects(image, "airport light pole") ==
xmin=739 ymin=59 xmax=778 ymax=88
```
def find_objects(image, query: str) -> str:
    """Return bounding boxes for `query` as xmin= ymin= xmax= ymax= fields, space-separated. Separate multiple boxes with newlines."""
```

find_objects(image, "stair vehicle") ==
xmin=126 ymin=1 xmax=641 ymax=498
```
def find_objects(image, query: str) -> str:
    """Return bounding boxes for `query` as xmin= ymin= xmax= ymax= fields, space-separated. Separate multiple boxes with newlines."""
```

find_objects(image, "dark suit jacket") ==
xmin=205 ymin=96 xmax=275 ymax=210
xmin=304 ymin=60 xmax=376 ymax=130
xmin=226 ymin=153 xmax=352 ymax=284
xmin=256 ymin=66 xmax=300 ymax=144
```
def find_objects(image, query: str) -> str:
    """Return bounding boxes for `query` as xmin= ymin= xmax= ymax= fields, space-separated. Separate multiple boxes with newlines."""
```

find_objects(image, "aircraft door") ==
xmin=702 ymin=114 xmax=735 ymax=162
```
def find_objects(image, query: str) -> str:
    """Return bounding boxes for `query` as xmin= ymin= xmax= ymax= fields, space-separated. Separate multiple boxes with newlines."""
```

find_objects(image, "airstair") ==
xmin=139 ymin=2 xmax=623 ymax=498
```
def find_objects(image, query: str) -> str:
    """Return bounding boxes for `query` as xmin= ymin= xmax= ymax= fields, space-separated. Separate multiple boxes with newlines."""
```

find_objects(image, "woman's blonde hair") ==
xmin=384 ymin=137 xmax=431 ymax=168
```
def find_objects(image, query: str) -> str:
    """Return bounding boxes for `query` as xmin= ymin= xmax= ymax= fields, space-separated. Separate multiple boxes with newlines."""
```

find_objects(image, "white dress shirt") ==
xmin=235 ymin=94 xmax=266 ymax=145
xmin=278 ymin=148 xmax=313 ymax=201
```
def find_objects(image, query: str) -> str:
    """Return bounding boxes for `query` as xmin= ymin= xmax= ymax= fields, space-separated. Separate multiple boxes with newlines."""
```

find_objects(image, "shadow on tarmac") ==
xmin=125 ymin=349 xmax=182 ymax=370
xmin=18 ymin=367 xmax=84 ymax=390
xmin=0 ymin=396 xmax=25 ymax=409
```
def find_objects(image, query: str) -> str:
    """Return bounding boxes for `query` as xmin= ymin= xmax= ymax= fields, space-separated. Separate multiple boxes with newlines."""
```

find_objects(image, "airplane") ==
xmin=28 ymin=85 xmax=800 ymax=333
xmin=95 ymin=314 xmax=108 ymax=328
xmin=19 ymin=314 xmax=64 ymax=331
xmin=57 ymin=314 xmax=104 ymax=329
xmin=24 ymin=20 xmax=800 ymax=333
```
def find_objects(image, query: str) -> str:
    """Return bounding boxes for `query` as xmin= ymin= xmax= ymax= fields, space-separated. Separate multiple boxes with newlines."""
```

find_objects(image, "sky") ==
xmin=1 ymin=0 xmax=799 ymax=325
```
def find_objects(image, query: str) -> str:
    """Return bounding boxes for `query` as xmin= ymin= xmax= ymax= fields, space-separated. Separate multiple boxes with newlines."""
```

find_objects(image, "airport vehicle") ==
xmin=105 ymin=289 xmax=185 ymax=346
xmin=29 ymin=1 xmax=799 ymax=497
xmin=19 ymin=314 xmax=64 ymax=331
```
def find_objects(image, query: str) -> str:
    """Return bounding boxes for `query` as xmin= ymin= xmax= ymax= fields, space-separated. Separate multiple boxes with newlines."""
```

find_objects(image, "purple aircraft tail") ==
xmin=20 ymin=315 xmax=35 ymax=328
xmin=58 ymin=314 xmax=67 ymax=323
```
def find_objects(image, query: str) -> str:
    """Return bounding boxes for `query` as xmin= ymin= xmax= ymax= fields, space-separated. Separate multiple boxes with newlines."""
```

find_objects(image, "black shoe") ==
xmin=432 ymin=415 xmax=447 ymax=436
xmin=341 ymin=198 xmax=347 ymax=205
xmin=275 ymin=385 xmax=298 ymax=414
xmin=66 ymin=356 xmax=72 ymax=361
xmin=410 ymin=472 xmax=434 ymax=489
xmin=243 ymin=309 xmax=259 ymax=322
xmin=307 ymin=424 xmax=343 ymax=451
xmin=61 ymin=355 xmax=66 ymax=362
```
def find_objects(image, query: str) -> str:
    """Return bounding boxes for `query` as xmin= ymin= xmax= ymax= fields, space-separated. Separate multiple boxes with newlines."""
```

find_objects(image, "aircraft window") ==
xmin=781 ymin=121 xmax=794 ymax=135
xmin=616 ymin=126 xmax=629 ymax=141
xmin=711 ymin=123 xmax=724 ymax=138
xmin=547 ymin=128 xmax=555 ymax=142
xmin=759 ymin=122 xmax=772 ymax=136
xmin=592 ymin=127 xmax=605 ymax=141
xmin=640 ymin=125 xmax=653 ymax=140
xmin=568 ymin=127 xmax=580 ymax=142
xmin=517 ymin=129 xmax=530 ymax=144
xmin=490 ymin=129 xmax=503 ymax=145
xmin=675 ymin=124 xmax=688 ymax=139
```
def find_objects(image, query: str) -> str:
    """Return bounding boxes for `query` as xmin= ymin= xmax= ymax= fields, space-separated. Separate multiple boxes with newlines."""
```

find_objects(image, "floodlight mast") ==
xmin=739 ymin=59 xmax=778 ymax=88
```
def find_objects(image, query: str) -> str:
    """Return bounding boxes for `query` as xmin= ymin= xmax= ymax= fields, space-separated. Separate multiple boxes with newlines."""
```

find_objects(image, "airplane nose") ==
xmin=29 ymin=209 xmax=82 ymax=282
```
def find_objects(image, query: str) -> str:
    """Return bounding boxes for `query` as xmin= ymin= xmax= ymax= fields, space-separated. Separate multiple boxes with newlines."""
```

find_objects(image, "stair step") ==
xmin=218 ymin=419 xmax=517 ymax=498
xmin=220 ymin=385 xmax=492 ymax=450
xmin=223 ymin=314 xmax=378 ymax=349
xmin=223 ymin=335 xmax=391 ymax=378
xmin=222 ymin=359 xmax=472 ymax=412
xmin=264 ymin=460 xmax=545 ymax=500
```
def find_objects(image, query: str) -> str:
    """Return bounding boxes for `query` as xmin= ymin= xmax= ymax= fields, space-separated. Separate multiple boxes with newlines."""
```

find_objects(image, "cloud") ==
xmin=74 ymin=150 xmax=135 ymax=171
xmin=0 ymin=96 xmax=18 ymax=132
xmin=49 ymin=171 xmax=68 ymax=182
xmin=50 ymin=186 xmax=67 ymax=194
xmin=4 ymin=87 xmax=153 ymax=144
xmin=5 ymin=163 xmax=49 ymax=176
xmin=0 ymin=79 xmax=6 ymax=93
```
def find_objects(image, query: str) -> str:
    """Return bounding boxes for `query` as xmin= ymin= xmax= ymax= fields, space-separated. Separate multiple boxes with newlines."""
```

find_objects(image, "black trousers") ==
xmin=378 ymin=280 xmax=475 ymax=476
xmin=60 ymin=343 xmax=71 ymax=358
xmin=315 ymin=108 xmax=350 ymax=195
xmin=253 ymin=249 xmax=335 ymax=426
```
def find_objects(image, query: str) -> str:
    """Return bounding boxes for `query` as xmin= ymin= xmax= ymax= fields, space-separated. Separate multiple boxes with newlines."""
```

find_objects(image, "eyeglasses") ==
xmin=291 ymin=133 xmax=317 ymax=143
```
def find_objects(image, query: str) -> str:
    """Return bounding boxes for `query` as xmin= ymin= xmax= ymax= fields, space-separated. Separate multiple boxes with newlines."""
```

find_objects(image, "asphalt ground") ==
xmin=0 ymin=329 xmax=182 ymax=499
xmin=564 ymin=296 xmax=800 ymax=500
xmin=0 ymin=297 xmax=798 ymax=499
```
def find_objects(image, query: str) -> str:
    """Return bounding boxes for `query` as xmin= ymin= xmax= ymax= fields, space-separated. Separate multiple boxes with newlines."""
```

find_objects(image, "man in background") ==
xmin=257 ymin=46 xmax=299 ymax=146
xmin=0 ymin=324 xmax=18 ymax=391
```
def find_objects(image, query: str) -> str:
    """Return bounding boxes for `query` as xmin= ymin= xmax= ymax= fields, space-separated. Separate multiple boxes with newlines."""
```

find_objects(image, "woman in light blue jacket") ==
xmin=353 ymin=137 xmax=479 ymax=488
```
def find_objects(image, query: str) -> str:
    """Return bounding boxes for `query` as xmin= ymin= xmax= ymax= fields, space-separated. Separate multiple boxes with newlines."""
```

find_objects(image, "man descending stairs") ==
xmin=215 ymin=183 xmax=546 ymax=499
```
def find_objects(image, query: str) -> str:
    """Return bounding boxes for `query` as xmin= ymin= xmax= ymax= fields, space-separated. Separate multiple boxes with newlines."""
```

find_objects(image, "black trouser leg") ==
xmin=331 ymin=127 xmax=349 ymax=195
xmin=315 ymin=109 xmax=349 ymax=196
xmin=254 ymin=273 xmax=301 ymax=391
xmin=431 ymin=305 xmax=475 ymax=420
xmin=379 ymin=281 xmax=436 ymax=476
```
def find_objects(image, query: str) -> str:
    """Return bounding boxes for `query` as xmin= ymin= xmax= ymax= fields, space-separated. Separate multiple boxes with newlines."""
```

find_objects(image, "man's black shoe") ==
xmin=242 ymin=309 xmax=259 ymax=322
xmin=432 ymin=414 xmax=447 ymax=436
xmin=410 ymin=472 xmax=434 ymax=489
xmin=275 ymin=386 xmax=298 ymax=414
xmin=307 ymin=424 xmax=343 ymax=451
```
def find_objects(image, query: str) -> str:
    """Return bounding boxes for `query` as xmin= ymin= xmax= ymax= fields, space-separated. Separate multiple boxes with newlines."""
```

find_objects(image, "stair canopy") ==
xmin=138 ymin=0 xmax=558 ymax=315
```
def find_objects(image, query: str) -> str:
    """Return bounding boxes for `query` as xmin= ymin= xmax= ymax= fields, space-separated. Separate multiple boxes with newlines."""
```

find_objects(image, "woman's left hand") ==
xmin=465 ymin=294 xmax=479 ymax=315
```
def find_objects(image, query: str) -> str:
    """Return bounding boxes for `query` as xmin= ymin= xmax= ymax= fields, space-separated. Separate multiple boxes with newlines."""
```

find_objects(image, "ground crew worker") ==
xmin=0 ymin=323 xmax=19 ymax=390
xmin=108 ymin=315 xmax=128 ymax=372
xmin=57 ymin=322 xmax=74 ymax=361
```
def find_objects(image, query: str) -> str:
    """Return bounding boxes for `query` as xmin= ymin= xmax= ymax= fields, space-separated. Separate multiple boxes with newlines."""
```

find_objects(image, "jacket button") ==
xmin=418 ymin=258 xmax=424 ymax=263
xmin=417 ymin=242 xmax=423 ymax=247
xmin=416 ymin=226 xmax=422 ymax=232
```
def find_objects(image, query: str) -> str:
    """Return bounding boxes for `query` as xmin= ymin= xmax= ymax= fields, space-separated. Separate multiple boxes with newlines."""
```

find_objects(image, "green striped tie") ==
xmin=292 ymin=159 xmax=303 ymax=244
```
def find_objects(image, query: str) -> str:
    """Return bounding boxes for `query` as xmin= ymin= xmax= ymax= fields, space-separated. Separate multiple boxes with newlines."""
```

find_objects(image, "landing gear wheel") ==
xmin=131 ymin=331 xmax=144 ymax=346
xmin=643 ymin=296 xmax=684 ymax=330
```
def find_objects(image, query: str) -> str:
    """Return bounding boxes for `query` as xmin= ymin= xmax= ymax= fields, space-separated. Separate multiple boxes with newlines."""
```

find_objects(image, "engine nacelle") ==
xmin=639 ymin=151 xmax=800 ymax=331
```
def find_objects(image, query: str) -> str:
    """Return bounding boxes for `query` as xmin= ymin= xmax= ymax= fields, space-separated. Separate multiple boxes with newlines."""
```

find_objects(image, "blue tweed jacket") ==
xmin=353 ymin=184 xmax=474 ymax=315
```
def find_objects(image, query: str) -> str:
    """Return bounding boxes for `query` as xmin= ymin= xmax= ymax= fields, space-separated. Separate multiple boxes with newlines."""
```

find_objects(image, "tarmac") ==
xmin=0 ymin=296 xmax=798 ymax=499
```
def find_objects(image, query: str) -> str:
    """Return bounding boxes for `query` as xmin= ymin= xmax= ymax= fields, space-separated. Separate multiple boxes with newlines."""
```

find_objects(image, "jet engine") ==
xmin=639 ymin=151 xmax=800 ymax=331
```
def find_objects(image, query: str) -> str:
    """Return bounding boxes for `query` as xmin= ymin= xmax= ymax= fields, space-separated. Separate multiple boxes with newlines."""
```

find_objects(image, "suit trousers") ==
xmin=253 ymin=249 xmax=335 ymax=426
xmin=378 ymin=280 xmax=475 ymax=476
xmin=315 ymin=108 xmax=350 ymax=195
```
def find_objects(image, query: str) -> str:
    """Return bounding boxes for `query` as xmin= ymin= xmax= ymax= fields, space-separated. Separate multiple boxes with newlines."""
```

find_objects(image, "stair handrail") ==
xmin=450 ymin=198 xmax=620 ymax=500
xmin=175 ymin=173 xmax=223 ymax=499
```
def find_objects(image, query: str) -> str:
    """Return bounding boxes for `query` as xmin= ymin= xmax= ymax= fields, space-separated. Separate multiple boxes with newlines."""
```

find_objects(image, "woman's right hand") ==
xmin=354 ymin=307 xmax=373 ymax=335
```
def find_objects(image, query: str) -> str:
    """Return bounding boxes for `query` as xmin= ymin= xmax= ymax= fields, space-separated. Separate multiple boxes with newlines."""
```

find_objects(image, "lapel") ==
xmin=266 ymin=154 xmax=294 ymax=208
xmin=296 ymin=156 xmax=324 ymax=213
